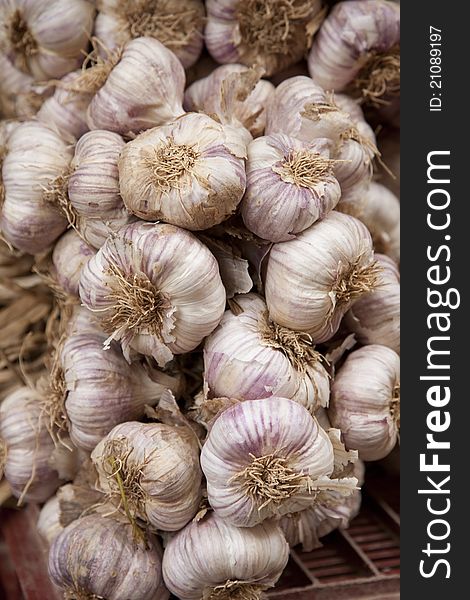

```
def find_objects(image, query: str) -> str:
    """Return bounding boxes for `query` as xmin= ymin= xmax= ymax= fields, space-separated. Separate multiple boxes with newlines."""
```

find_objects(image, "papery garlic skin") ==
xmin=308 ymin=0 xmax=400 ymax=105
xmin=184 ymin=64 xmax=275 ymax=137
xmin=162 ymin=512 xmax=289 ymax=600
xmin=241 ymin=134 xmax=341 ymax=242
xmin=0 ymin=387 xmax=62 ymax=503
xmin=345 ymin=254 xmax=400 ymax=354
xmin=118 ymin=113 xmax=247 ymax=229
xmin=79 ymin=222 xmax=226 ymax=365
xmin=203 ymin=293 xmax=329 ymax=413
xmin=52 ymin=230 xmax=95 ymax=296
xmin=205 ymin=0 xmax=324 ymax=77
xmin=0 ymin=0 xmax=95 ymax=80
xmin=0 ymin=54 xmax=35 ymax=118
xmin=37 ymin=496 xmax=63 ymax=545
xmin=329 ymin=345 xmax=400 ymax=461
xmin=201 ymin=397 xmax=350 ymax=527
xmin=49 ymin=514 xmax=169 ymax=600
xmin=0 ymin=121 xmax=72 ymax=254
xmin=95 ymin=0 xmax=205 ymax=68
xmin=265 ymin=211 xmax=377 ymax=343
xmin=87 ymin=37 xmax=185 ymax=135
xmin=92 ymin=421 xmax=202 ymax=531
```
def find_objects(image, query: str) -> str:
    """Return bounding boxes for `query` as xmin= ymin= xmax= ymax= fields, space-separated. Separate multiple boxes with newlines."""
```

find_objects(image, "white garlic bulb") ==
xmin=201 ymin=397 xmax=357 ymax=527
xmin=94 ymin=0 xmax=205 ymax=68
xmin=265 ymin=211 xmax=378 ymax=343
xmin=79 ymin=222 xmax=226 ymax=366
xmin=0 ymin=121 xmax=72 ymax=254
xmin=0 ymin=0 xmax=95 ymax=80
xmin=49 ymin=513 xmax=169 ymax=600
xmin=308 ymin=0 xmax=400 ymax=106
xmin=37 ymin=495 xmax=64 ymax=545
xmin=87 ymin=37 xmax=185 ymax=135
xmin=163 ymin=512 xmax=289 ymax=600
xmin=345 ymin=254 xmax=400 ymax=354
xmin=204 ymin=0 xmax=324 ymax=76
xmin=52 ymin=230 xmax=95 ymax=296
xmin=329 ymin=344 xmax=400 ymax=461
xmin=92 ymin=420 xmax=202 ymax=531
xmin=184 ymin=64 xmax=275 ymax=137
xmin=203 ymin=293 xmax=330 ymax=413
xmin=118 ymin=113 xmax=247 ymax=229
xmin=241 ymin=134 xmax=341 ymax=242
xmin=0 ymin=387 xmax=63 ymax=504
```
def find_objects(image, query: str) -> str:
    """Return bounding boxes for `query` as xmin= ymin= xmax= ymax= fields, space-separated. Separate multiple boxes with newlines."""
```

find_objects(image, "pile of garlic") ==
xmin=0 ymin=1 xmax=400 ymax=598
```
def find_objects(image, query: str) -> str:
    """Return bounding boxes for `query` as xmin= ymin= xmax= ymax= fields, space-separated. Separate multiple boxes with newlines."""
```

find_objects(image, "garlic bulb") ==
xmin=49 ymin=513 xmax=169 ymax=600
xmin=204 ymin=0 xmax=325 ymax=76
xmin=184 ymin=64 xmax=275 ymax=137
xmin=201 ymin=397 xmax=357 ymax=527
xmin=203 ymin=293 xmax=330 ymax=413
xmin=265 ymin=211 xmax=378 ymax=343
xmin=37 ymin=495 xmax=63 ymax=545
xmin=87 ymin=37 xmax=185 ymax=135
xmin=79 ymin=222 xmax=226 ymax=365
xmin=94 ymin=0 xmax=205 ymax=68
xmin=162 ymin=512 xmax=289 ymax=600
xmin=0 ymin=0 xmax=94 ymax=80
xmin=52 ymin=230 xmax=95 ymax=296
xmin=329 ymin=344 xmax=400 ymax=461
xmin=241 ymin=134 xmax=341 ymax=242
xmin=308 ymin=0 xmax=400 ymax=106
xmin=345 ymin=253 xmax=400 ymax=354
xmin=0 ymin=121 xmax=73 ymax=254
xmin=92 ymin=420 xmax=202 ymax=531
xmin=118 ymin=113 xmax=247 ymax=229
xmin=68 ymin=129 xmax=134 ymax=249
xmin=62 ymin=327 xmax=183 ymax=451
xmin=0 ymin=120 xmax=18 ymax=206
xmin=0 ymin=387 xmax=63 ymax=504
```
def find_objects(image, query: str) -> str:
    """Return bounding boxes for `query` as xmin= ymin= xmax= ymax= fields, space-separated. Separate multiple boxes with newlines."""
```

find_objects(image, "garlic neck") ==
xmin=353 ymin=45 xmax=400 ymax=107
xmin=203 ymin=580 xmax=265 ymax=600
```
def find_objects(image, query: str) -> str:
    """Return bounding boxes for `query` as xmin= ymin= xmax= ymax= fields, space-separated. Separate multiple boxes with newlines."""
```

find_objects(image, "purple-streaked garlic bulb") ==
xmin=204 ymin=0 xmax=325 ymax=76
xmin=0 ymin=121 xmax=72 ymax=254
xmin=37 ymin=495 xmax=63 ymax=545
xmin=345 ymin=253 xmax=400 ymax=354
xmin=201 ymin=398 xmax=357 ymax=527
xmin=240 ymin=134 xmax=341 ymax=242
xmin=265 ymin=212 xmax=379 ymax=344
xmin=87 ymin=37 xmax=185 ymax=136
xmin=184 ymin=64 xmax=275 ymax=137
xmin=94 ymin=0 xmax=205 ymax=68
xmin=0 ymin=0 xmax=94 ymax=80
xmin=91 ymin=421 xmax=202 ymax=531
xmin=162 ymin=512 xmax=289 ymax=600
xmin=308 ymin=0 xmax=400 ymax=107
xmin=329 ymin=344 xmax=400 ymax=461
xmin=52 ymin=230 xmax=96 ymax=296
xmin=48 ymin=513 xmax=169 ymax=600
xmin=203 ymin=293 xmax=330 ymax=413
xmin=118 ymin=113 xmax=247 ymax=229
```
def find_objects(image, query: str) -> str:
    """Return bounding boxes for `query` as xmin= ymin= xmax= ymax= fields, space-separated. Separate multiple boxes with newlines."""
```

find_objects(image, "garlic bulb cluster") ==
xmin=95 ymin=0 xmax=205 ymax=68
xmin=345 ymin=253 xmax=400 ymax=354
xmin=205 ymin=0 xmax=325 ymax=76
xmin=52 ymin=230 xmax=95 ymax=296
xmin=92 ymin=420 xmax=202 ymax=531
xmin=184 ymin=64 xmax=275 ymax=137
xmin=329 ymin=344 xmax=400 ymax=461
xmin=79 ymin=222 xmax=226 ymax=365
xmin=0 ymin=0 xmax=94 ymax=81
xmin=203 ymin=293 xmax=330 ymax=413
xmin=37 ymin=495 xmax=64 ymax=545
xmin=49 ymin=513 xmax=169 ymax=600
xmin=265 ymin=211 xmax=378 ymax=343
xmin=241 ymin=134 xmax=341 ymax=242
xmin=201 ymin=397 xmax=357 ymax=527
xmin=87 ymin=37 xmax=185 ymax=135
xmin=308 ymin=0 xmax=400 ymax=107
xmin=0 ymin=121 xmax=72 ymax=254
xmin=119 ymin=112 xmax=247 ymax=229
xmin=163 ymin=512 xmax=289 ymax=600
